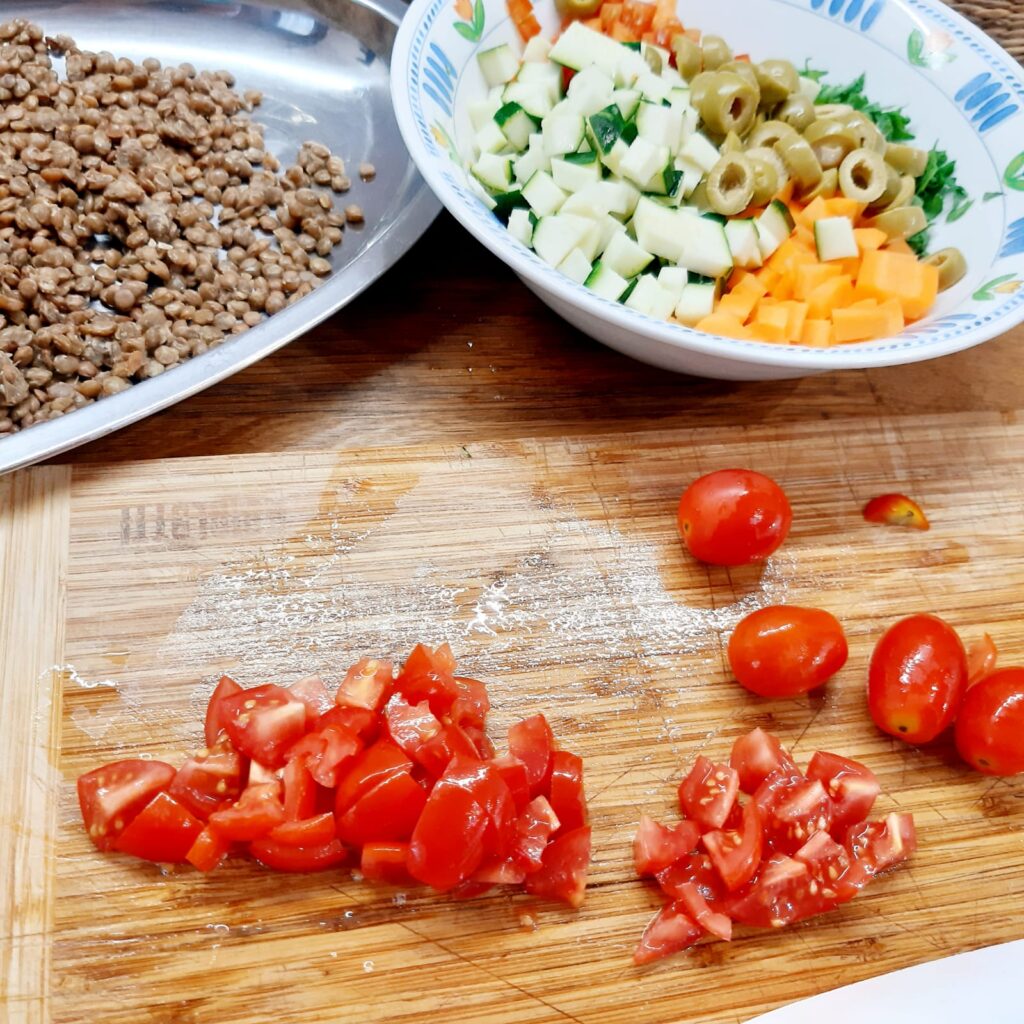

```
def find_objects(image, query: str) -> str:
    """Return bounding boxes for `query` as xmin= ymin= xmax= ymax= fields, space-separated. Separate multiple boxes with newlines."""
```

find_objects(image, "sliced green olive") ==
xmin=689 ymin=178 xmax=710 ymax=211
xmin=868 ymin=204 xmax=928 ymax=240
xmin=701 ymin=34 xmax=732 ymax=71
xmin=719 ymin=60 xmax=760 ymax=93
xmin=748 ymin=119 xmax=798 ymax=150
xmin=804 ymin=118 xmax=858 ymax=169
xmin=707 ymin=153 xmax=756 ymax=215
xmin=775 ymin=134 xmax=823 ymax=191
xmin=671 ymin=34 xmax=702 ymax=81
xmin=778 ymin=94 xmax=817 ymax=133
xmin=754 ymin=59 xmax=800 ymax=106
xmin=838 ymin=148 xmax=887 ymax=204
xmin=815 ymin=103 xmax=854 ymax=120
xmin=877 ymin=174 xmax=917 ymax=213
xmin=924 ymin=247 xmax=968 ymax=291
xmin=644 ymin=46 xmax=664 ymax=75
xmin=886 ymin=142 xmax=930 ymax=177
xmin=698 ymin=71 xmax=758 ymax=137
xmin=746 ymin=147 xmax=787 ymax=205
xmin=841 ymin=112 xmax=886 ymax=153
xmin=799 ymin=167 xmax=839 ymax=201
xmin=688 ymin=70 xmax=718 ymax=112
xmin=721 ymin=130 xmax=744 ymax=154
xmin=872 ymin=163 xmax=904 ymax=210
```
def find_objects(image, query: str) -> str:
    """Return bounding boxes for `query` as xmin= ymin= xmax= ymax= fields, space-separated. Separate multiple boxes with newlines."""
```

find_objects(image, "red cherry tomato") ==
xmin=867 ymin=614 xmax=968 ymax=744
xmin=728 ymin=606 xmax=848 ymax=698
xmin=954 ymin=668 xmax=1024 ymax=775
xmin=77 ymin=759 xmax=176 ymax=851
xmin=677 ymin=469 xmax=792 ymax=566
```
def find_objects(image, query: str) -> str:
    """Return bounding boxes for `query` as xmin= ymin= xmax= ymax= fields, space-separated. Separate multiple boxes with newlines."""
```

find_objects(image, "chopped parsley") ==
xmin=802 ymin=67 xmax=968 ymax=255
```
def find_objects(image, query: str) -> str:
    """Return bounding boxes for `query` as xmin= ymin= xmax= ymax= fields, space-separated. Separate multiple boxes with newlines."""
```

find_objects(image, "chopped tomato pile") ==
xmin=631 ymin=729 xmax=915 ymax=964
xmin=77 ymin=645 xmax=591 ymax=906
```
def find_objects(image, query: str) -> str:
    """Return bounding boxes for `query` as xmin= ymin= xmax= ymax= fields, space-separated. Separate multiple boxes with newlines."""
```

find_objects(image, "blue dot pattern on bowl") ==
xmin=406 ymin=0 xmax=1024 ymax=357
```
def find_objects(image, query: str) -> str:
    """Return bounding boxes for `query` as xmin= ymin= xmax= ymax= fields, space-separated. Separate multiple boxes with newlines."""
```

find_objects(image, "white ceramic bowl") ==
xmin=392 ymin=0 xmax=1024 ymax=379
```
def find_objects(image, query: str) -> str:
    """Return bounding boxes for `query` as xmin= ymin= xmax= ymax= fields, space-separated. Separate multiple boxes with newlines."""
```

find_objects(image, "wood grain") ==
xmin=20 ymin=412 xmax=1024 ymax=1024
xmin=0 ymin=467 xmax=71 ymax=1024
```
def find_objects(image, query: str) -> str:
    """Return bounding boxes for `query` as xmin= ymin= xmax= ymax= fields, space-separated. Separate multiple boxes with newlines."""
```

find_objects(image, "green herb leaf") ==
xmin=814 ymin=73 xmax=914 ymax=142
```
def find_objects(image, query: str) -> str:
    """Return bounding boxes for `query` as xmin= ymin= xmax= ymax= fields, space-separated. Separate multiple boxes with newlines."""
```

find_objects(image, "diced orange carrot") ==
xmin=601 ymin=2 xmax=623 ymax=29
xmin=750 ymin=303 xmax=790 ymax=343
xmin=508 ymin=0 xmax=541 ymax=39
xmin=856 ymin=249 xmax=939 ymax=320
xmin=806 ymin=275 xmax=855 ymax=319
xmin=695 ymin=312 xmax=753 ymax=339
xmin=794 ymin=225 xmax=816 ymax=249
xmin=854 ymin=227 xmax=888 ymax=253
xmin=800 ymin=318 xmax=834 ymax=347
xmin=582 ymin=15 xmax=603 ymax=28
xmin=727 ymin=267 xmax=750 ymax=291
xmin=756 ymin=266 xmax=782 ymax=292
xmin=822 ymin=197 xmax=865 ymax=221
xmin=848 ymin=298 xmax=880 ymax=311
xmin=794 ymin=263 xmax=843 ymax=301
xmin=796 ymin=196 xmax=829 ymax=231
xmin=884 ymin=237 xmax=915 ymax=256
xmin=768 ymin=237 xmax=816 ymax=276
xmin=878 ymin=297 xmax=906 ymax=335
xmin=621 ymin=0 xmax=655 ymax=30
xmin=833 ymin=302 xmax=897 ymax=343
xmin=834 ymin=256 xmax=862 ymax=279
xmin=719 ymin=275 xmax=768 ymax=322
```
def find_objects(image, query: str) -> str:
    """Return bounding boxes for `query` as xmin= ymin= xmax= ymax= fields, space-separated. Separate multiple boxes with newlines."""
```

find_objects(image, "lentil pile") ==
xmin=0 ymin=18 xmax=371 ymax=434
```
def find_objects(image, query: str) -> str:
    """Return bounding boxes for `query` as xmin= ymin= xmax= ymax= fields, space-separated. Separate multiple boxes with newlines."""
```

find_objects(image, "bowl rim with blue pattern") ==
xmin=392 ymin=0 xmax=1024 ymax=374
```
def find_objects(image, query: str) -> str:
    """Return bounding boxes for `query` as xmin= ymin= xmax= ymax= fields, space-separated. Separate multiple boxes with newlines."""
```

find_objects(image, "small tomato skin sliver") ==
xmin=954 ymin=668 xmax=1024 ymax=776
xmin=677 ymin=469 xmax=792 ymax=567
xmin=728 ymin=606 xmax=848 ymax=698
xmin=966 ymin=634 xmax=999 ymax=688
xmin=867 ymin=614 xmax=968 ymax=744
xmin=863 ymin=493 xmax=930 ymax=531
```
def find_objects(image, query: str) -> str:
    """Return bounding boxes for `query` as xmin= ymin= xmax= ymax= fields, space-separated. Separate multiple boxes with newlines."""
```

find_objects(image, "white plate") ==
xmin=393 ymin=0 xmax=1024 ymax=379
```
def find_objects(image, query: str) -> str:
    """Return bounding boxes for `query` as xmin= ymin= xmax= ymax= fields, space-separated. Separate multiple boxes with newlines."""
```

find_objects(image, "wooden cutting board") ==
xmin=3 ymin=411 xmax=1024 ymax=1024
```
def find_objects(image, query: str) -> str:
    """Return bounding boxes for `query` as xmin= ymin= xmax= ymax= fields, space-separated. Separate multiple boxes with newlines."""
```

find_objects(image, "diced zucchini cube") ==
xmin=678 ymin=131 xmax=720 ymax=173
xmin=674 ymin=282 xmax=717 ymax=325
xmin=522 ymin=170 xmax=567 ymax=216
xmin=601 ymin=232 xmax=654 ymax=278
xmin=477 ymin=44 xmax=520 ymax=88
xmin=557 ymin=246 xmax=593 ymax=284
xmin=585 ymin=261 xmax=630 ymax=301
xmin=814 ymin=216 xmax=859 ymax=261
xmin=507 ymin=207 xmax=534 ymax=247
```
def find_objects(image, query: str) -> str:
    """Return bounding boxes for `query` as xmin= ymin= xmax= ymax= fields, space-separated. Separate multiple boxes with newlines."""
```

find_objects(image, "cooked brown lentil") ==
xmin=0 ymin=19 xmax=373 ymax=434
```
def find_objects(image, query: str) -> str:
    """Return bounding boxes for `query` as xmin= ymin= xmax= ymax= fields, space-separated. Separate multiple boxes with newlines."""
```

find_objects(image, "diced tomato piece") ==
xmin=806 ymin=751 xmax=880 ymax=834
xmin=334 ymin=739 xmax=412 ymax=814
xmin=678 ymin=757 xmax=739 ymax=830
xmin=169 ymin=743 xmax=244 ymax=821
xmin=656 ymin=851 xmax=727 ymax=906
xmin=209 ymin=782 xmax=286 ymax=842
xmin=633 ymin=815 xmax=700 ymax=876
xmin=221 ymin=684 xmax=309 ymax=768
xmin=523 ymin=826 xmax=591 ymax=908
xmin=633 ymin=903 xmax=702 ymax=965
xmin=288 ymin=674 xmax=333 ymax=723
xmin=620 ymin=0 xmax=655 ymax=31
xmin=846 ymin=812 xmax=917 ymax=876
xmin=113 ymin=791 xmax=203 ymax=863
xmin=702 ymin=800 xmax=763 ymax=891
xmin=508 ymin=714 xmax=555 ymax=795
xmin=548 ymin=750 xmax=587 ymax=833
xmin=320 ymin=704 xmax=379 ymax=741
xmin=793 ymin=829 xmax=857 ymax=903
xmin=269 ymin=811 xmax=337 ymax=848
xmin=436 ymin=757 xmax=517 ymax=860
xmin=385 ymin=692 xmax=444 ymax=762
xmin=451 ymin=676 xmax=490 ymax=730
xmin=409 ymin=781 xmax=488 ymax=891
xmin=462 ymin=722 xmax=495 ymax=760
xmin=512 ymin=795 xmax=560 ymax=873
xmin=415 ymin=721 xmax=491 ymax=779
xmin=282 ymin=757 xmax=317 ymax=821
xmin=186 ymin=825 xmax=231 ymax=872
xmin=730 ymin=729 xmax=796 ymax=794
xmin=336 ymin=767 xmax=427 ymax=846
xmin=394 ymin=643 xmax=459 ymax=718
xmin=250 ymin=836 xmax=350 ymax=872
xmin=561 ymin=65 xmax=575 ymax=92
xmin=723 ymin=853 xmax=821 ymax=928
xmin=290 ymin=724 xmax=362 ymax=788
xmin=490 ymin=756 xmax=531 ymax=811
xmin=204 ymin=675 xmax=242 ymax=747
xmin=763 ymin=777 xmax=833 ymax=854
xmin=361 ymin=842 xmax=414 ymax=885
xmin=473 ymin=859 xmax=527 ymax=885
xmin=337 ymin=657 xmax=393 ymax=711
xmin=674 ymin=882 xmax=733 ymax=941
xmin=77 ymin=759 xmax=176 ymax=851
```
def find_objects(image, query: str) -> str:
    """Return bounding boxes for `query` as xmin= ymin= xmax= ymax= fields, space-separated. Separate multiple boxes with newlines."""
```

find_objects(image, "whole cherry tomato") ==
xmin=677 ymin=469 xmax=792 ymax=566
xmin=728 ymin=606 xmax=848 ymax=698
xmin=867 ymin=614 xmax=967 ymax=744
xmin=954 ymin=668 xmax=1024 ymax=775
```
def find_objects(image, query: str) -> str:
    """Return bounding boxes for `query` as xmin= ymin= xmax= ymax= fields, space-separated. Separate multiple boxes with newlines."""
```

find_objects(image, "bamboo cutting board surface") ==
xmin=3 ymin=411 xmax=1024 ymax=1024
